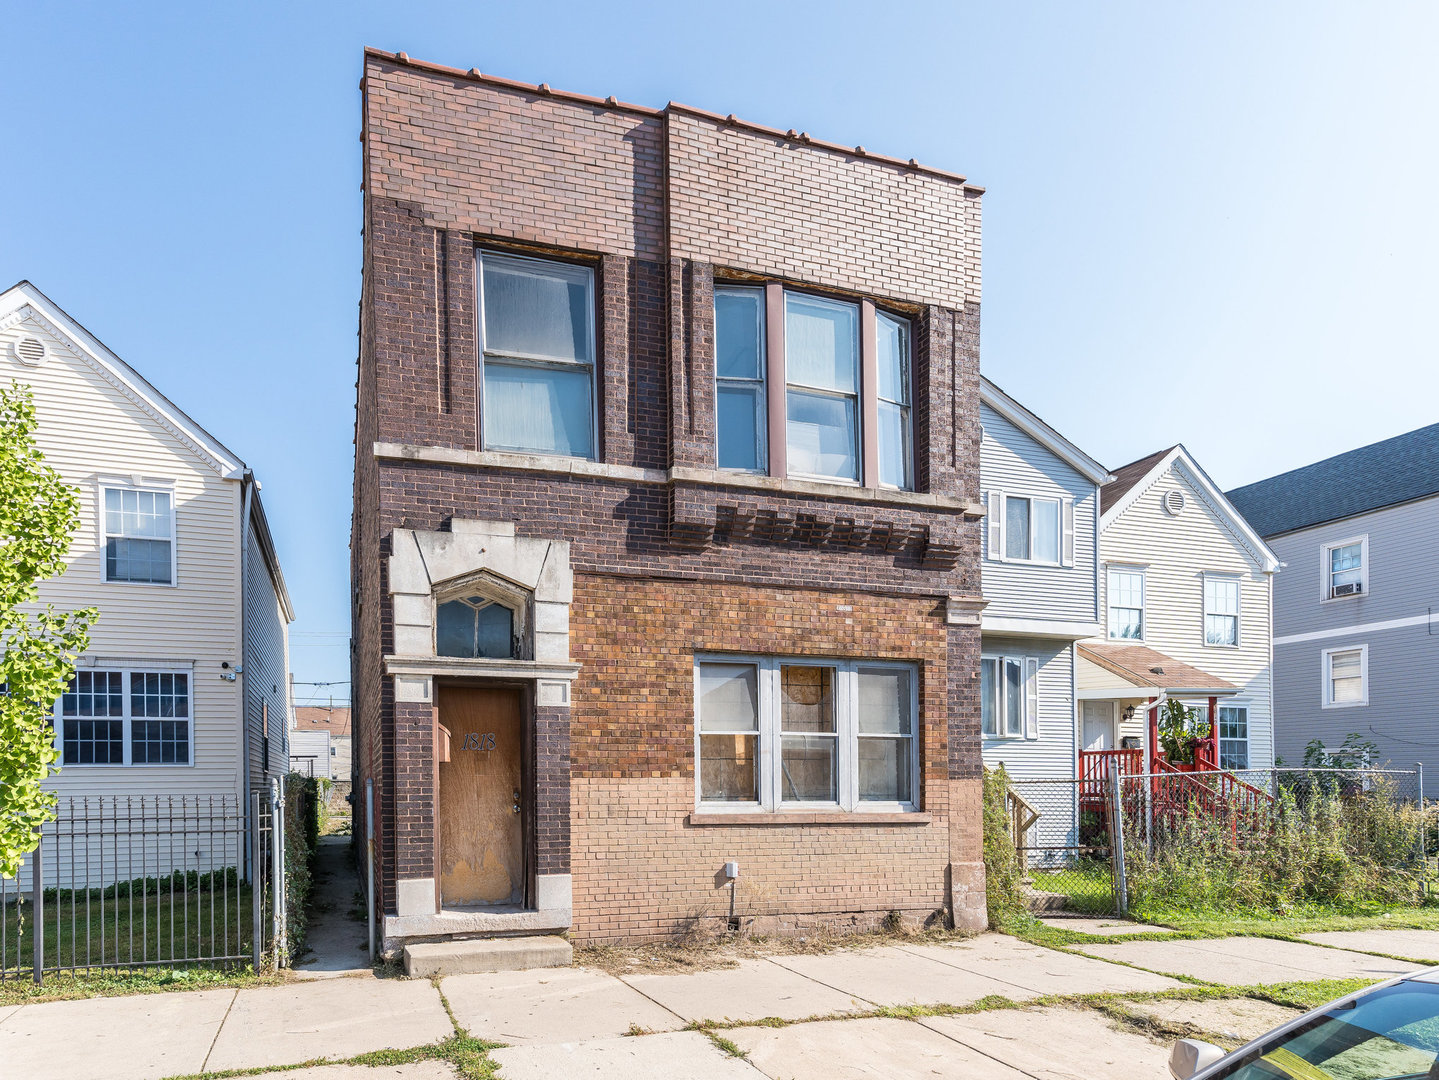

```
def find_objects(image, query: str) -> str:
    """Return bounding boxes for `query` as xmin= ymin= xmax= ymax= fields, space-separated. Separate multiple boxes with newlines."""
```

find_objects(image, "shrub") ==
xmin=982 ymin=765 xmax=1024 ymax=927
xmin=280 ymin=773 xmax=322 ymax=961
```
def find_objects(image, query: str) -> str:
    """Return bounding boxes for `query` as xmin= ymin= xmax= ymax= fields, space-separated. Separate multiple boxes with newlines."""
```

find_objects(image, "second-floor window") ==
xmin=479 ymin=250 xmax=595 ymax=459
xmin=1204 ymin=575 xmax=1240 ymax=647
xmin=103 ymin=485 xmax=174 ymax=585
xmin=1107 ymin=568 xmax=1145 ymax=640
xmin=1004 ymin=495 xmax=1061 ymax=563
xmin=1323 ymin=536 xmax=1367 ymax=600
xmin=713 ymin=284 xmax=912 ymax=489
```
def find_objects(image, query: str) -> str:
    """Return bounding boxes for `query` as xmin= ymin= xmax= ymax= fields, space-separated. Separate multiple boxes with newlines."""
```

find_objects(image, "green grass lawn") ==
xmin=1 ymin=884 xmax=256 ymax=975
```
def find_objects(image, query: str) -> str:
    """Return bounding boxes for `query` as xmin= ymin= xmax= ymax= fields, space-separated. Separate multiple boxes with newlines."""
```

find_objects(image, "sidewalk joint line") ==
xmin=612 ymin=971 xmax=692 ymax=1027
xmin=759 ymin=953 xmax=882 ymax=1010
xmin=200 ymin=987 xmax=240 ymax=1073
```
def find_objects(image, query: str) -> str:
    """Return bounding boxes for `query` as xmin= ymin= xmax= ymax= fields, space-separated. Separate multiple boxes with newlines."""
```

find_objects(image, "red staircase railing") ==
xmin=1079 ymin=748 xmax=1143 ymax=808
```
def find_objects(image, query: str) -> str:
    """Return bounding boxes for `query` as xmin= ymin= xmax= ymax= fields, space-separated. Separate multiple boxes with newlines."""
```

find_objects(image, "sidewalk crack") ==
xmin=200 ymin=988 xmax=240 ymax=1073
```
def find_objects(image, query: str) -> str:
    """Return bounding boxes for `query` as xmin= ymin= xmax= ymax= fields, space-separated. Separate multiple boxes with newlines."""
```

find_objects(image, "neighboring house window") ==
xmin=478 ymin=250 xmax=595 ymax=459
xmin=436 ymin=596 xmax=515 ymax=659
xmin=58 ymin=669 xmax=191 ymax=766
xmin=1204 ymin=575 xmax=1240 ymax=647
xmin=714 ymin=286 xmax=767 ymax=472
xmin=1107 ymin=569 xmax=1145 ymax=640
xmin=979 ymin=654 xmax=1040 ymax=739
xmin=695 ymin=657 xmax=918 ymax=811
xmin=1003 ymin=495 xmax=1061 ymax=564
xmin=1218 ymin=705 xmax=1249 ymax=769
xmin=1322 ymin=536 xmax=1368 ymax=600
xmin=103 ymin=486 xmax=174 ymax=584
xmin=1323 ymin=645 xmax=1368 ymax=708
xmin=875 ymin=312 xmax=912 ymax=489
xmin=785 ymin=293 xmax=860 ymax=483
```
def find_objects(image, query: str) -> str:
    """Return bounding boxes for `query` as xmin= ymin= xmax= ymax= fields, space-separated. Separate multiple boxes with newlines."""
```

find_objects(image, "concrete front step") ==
xmin=403 ymin=935 xmax=573 ymax=977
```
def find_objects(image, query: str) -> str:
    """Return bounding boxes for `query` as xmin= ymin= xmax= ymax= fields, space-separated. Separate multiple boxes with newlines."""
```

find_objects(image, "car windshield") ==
xmin=1222 ymin=981 xmax=1439 ymax=1080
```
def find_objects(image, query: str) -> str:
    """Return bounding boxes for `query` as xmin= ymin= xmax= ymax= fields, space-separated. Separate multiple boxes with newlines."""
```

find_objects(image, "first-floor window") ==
xmin=1323 ymin=645 xmax=1368 ymax=707
xmin=1218 ymin=705 xmax=1249 ymax=769
xmin=980 ymin=654 xmax=1040 ymax=739
xmin=58 ymin=668 xmax=191 ymax=765
xmin=695 ymin=657 xmax=917 ymax=811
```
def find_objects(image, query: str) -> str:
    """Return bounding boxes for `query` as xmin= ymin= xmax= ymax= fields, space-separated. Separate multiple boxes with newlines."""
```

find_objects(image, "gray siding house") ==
xmin=1227 ymin=424 xmax=1439 ymax=792
xmin=979 ymin=378 xmax=1111 ymax=787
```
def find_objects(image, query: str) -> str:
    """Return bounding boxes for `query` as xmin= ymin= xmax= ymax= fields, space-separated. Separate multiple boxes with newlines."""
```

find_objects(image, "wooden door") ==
xmin=1081 ymin=701 xmax=1115 ymax=751
xmin=437 ymin=686 xmax=525 ymax=907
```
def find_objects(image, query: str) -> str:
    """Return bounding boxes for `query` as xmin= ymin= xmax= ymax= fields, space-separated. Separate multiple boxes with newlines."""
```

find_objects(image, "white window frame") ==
xmin=713 ymin=284 xmax=768 ymax=474
xmin=783 ymin=291 xmax=861 ymax=486
xmin=1106 ymin=566 xmax=1147 ymax=641
xmin=1217 ymin=704 xmax=1249 ymax=770
xmin=693 ymin=656 xmax=919 ymax=814
xmin=52 ymin=665 xmax=196 ymax=768
xmin=980 ymin=653 xmax=1040 ymax=741
xmin=1202 ymin=572 xmax=1241 ymax=649
xmin=875 ymin=309 xmax=912 ymax=491
xmin=984 ymin=490 xmax=1074 ymax=567
xmin=1320 ymin=535 xmax=1369 ymax=602
xmin=1322 ymin=644 xmax=1369 ymax=708
xmin=476 ymin=248 xmax=598 ymax=460
xmin=98 ymin=480 xmax=178 ymax=587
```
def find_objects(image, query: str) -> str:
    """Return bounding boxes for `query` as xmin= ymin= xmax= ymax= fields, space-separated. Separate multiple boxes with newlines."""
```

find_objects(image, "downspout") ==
xmin=240 ymin=471 xmax=254 ymax=870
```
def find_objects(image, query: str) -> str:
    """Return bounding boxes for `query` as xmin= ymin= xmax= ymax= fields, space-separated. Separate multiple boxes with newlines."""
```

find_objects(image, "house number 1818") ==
xmin=462 ymin=732 xmax=496 ymax=751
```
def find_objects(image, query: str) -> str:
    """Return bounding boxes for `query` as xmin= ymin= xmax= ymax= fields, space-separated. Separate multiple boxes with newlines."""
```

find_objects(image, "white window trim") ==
xmin=1201 ymin=571 xmax=1242 ymax=649
xmin=713 ymin=284 xmax=768 ymax=475
xmin=1320 ymin=534 xmax=1369 ymax=603
xmin=1106 ymin=565 xmax=1146 ymax=642
xmin=476 ymin=248 xmax=598 ymax=461
xmin=53 ymin=664 xmax=196 ymax=768
xmin=1216 ymin=703 xmax=1250 ymax=770
xmin=783 ymin=292 xmax=862 ymax=487
xmin=985 ymin=490 xmax=1073 ymax=567
xmin=97 ymin=479 xmax=178 ymax=588
xmin=874 ymin=309 xmax=913 ymax=492
xmin=980 ymin=652 xmax=1041 ymax=742
xmin=1321 ymin=643 xmax=1369 ymax=708
xmin=693 ymin=655 xmax=919 ymax=814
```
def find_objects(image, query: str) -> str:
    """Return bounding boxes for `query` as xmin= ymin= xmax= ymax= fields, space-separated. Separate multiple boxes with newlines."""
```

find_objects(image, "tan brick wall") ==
xmin=667 ymin=111 xmax=982 ymax=310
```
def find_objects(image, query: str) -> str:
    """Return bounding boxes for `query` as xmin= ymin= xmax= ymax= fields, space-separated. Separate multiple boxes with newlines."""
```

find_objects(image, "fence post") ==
xmin=1108 ymin=766 xmax=1128 ymax=918
xmin=31 ymin=830 xmax=42 ymax=985
xmin=365 ymin=778 xmax=375 ymax=964
xmin=251 ymin=790 xmax=262 ymax=969
xmin=271 ymin=777 xmax=286 ymax=968
xmin=1418 ymin=764 xmax=1428 ymax=888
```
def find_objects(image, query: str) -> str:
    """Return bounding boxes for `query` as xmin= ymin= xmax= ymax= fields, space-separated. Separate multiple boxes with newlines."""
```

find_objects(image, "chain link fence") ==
xmin=1006 ymin=778 xmax=1117 ymax=915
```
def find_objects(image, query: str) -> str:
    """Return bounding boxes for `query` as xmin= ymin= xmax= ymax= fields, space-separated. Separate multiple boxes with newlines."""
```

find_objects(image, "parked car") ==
xmin=1171 ymin=968 xmax=1439 ymax=1079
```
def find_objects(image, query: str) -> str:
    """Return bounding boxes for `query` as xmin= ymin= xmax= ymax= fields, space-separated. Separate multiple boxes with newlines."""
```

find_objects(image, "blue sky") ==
xmin=5 ymin=2 xmax=1436 ymax=702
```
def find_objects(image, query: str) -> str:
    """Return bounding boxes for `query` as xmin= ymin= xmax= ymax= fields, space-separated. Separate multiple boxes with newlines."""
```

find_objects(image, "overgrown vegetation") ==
xmin=1125 ymin=776 xmax=1432 ymax=920
xmin=277 ymin=773 xmax=322 ymax=963
xmin=982 ymin=764 xmax=1025 ymax=927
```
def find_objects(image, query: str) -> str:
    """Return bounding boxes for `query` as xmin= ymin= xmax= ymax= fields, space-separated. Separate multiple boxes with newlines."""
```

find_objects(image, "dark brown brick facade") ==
xmin=353 ymin=49 xmax=989 ymax=939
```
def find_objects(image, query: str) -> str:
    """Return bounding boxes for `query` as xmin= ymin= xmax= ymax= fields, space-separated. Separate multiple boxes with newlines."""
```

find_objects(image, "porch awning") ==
xmin=1076 ymin=643 xmax=1237 ymax=699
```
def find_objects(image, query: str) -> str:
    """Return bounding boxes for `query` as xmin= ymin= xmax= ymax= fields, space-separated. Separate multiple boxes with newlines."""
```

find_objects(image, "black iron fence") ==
xmin=1 ymin=783 xmax=289 ymax=983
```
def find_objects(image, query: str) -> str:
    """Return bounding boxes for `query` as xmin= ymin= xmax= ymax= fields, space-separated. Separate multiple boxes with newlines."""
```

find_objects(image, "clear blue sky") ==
xmin=6 ymin=2 xmax=1436 ymax=702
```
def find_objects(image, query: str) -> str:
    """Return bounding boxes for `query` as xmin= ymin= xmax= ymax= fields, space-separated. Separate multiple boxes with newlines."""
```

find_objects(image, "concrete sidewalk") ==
xmin=5 ymin=928 xmax=1438 ymax=1079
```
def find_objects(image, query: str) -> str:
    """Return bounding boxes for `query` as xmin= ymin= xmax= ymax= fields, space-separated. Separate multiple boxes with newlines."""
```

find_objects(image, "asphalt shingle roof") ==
xmin=1225 ymin=423 xmax=1439 ymax=538
xmin=1078 ymin=643 xmax=1237 ymax=694
xmin=1099 ymin=447 xmax=1176 ymax=514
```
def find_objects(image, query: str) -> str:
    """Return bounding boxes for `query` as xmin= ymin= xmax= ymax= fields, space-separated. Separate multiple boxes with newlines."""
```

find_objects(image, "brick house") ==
xmin=352 ymin=49 xmax=989 ymax=951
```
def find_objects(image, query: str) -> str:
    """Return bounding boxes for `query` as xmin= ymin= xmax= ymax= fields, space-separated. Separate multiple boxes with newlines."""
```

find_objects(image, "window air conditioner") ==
xmin=1333 ymin=582 xmax=1362 ymax=597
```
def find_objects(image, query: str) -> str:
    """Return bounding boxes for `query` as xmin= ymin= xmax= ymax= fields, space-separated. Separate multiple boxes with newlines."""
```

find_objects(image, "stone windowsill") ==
xmin=687 ymin=811 xmax=933 ymax=827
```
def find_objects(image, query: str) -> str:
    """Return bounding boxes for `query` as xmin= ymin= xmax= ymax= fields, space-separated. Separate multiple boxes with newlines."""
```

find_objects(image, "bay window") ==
xmin=479 ymin=250 xmax=595 ymax=458
xmin=695 ymin=657 xmax=918 ymax=812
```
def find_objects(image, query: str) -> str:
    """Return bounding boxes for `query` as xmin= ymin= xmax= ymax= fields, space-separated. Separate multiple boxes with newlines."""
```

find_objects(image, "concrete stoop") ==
xmin=403 ymin=935 xmax=573 ymax=977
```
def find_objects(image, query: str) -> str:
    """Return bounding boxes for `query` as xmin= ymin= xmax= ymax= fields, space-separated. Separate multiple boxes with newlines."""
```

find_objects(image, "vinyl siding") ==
xmin=244 ymin=517 xmax=291 ymax=790
xmin=2 ymin=307 xmax=245 ymax=800
xmin=980 ymin=637 xmax=1076 ymax=780
xmin=1267 ymin=497 xmax=1439 ymax=792
xmin=289 ymin=730 xmax=331 ymax=779
xmin=979 ymin=403 xmax=1100 ymax=624
xmin=1092 ymin=459 xmax=1275 ymax=769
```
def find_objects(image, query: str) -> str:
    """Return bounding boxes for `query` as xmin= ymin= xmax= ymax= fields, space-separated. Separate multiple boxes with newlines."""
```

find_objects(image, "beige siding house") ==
xmin=1078 ymin=446 xmax=1279 ymax=773
xmin=0 ymin=281 xmax=293 ymax=815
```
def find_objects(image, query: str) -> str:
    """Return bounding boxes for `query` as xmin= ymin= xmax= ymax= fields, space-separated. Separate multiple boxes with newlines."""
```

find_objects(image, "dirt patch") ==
xmin=575 ymin=923 xmax=980 ymax=976
xmin=1107 ymin=997 xmax=1302 ymax=1050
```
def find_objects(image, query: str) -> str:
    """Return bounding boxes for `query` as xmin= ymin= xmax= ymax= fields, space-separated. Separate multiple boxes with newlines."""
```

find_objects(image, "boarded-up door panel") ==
xmin=437 ymin=687 xmax=524 ymax=906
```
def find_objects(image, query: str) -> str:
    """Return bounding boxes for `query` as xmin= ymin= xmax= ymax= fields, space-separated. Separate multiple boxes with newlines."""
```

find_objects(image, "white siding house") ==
xmin=1082 ymin=446 xmax=1280 ymax=772
xmin=978 ymin=379 xmax=1112 ymax=785
xmin=0 ymin=282 xmax=293 ymax=861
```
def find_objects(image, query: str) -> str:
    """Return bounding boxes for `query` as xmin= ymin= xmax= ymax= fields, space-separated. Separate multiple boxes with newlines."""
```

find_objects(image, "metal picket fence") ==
xmin=1 ymin=782 xmax=288 ymax=983
xmin=1006 ymin=766 xmax=1428 ymax=918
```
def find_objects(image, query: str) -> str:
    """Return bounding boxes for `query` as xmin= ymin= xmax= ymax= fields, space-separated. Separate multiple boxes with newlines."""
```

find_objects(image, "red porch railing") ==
xmin=1079 ymin=748 xmax=1143 ymax=809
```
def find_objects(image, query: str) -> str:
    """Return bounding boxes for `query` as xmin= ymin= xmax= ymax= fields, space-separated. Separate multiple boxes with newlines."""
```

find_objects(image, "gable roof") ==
xmin=980 ymin=377 xmax=1113 ymax=484
xmin=1078 ymin=642 xmax=1237 ymax=696
xmin=1099 ymin=445 xmax=1280 ymax=573
xmin=1225 ymin=422 xmax=1439 ymax=538
xmin=0 ymin=280 xmax=245 ymax=478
